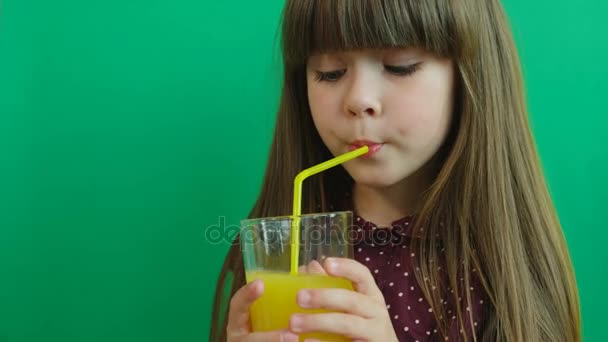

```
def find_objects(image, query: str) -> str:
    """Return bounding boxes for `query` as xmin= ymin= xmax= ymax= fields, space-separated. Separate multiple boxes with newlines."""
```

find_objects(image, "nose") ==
xmin=343 ymin=69 xmax=382 ymax=117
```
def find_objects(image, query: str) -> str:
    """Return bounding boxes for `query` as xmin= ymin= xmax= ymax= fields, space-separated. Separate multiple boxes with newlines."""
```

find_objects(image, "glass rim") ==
xmin=240 ymin=210 xmax=353 ymax=225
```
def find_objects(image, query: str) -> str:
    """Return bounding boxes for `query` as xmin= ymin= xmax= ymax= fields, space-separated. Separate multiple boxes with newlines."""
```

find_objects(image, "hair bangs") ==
xmin=282 ymin=0 xmax=454 ymax=67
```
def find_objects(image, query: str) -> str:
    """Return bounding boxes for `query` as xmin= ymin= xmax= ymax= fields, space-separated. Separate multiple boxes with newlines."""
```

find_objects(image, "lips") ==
xmin=348 ymin=140 xmax=384 ymax=158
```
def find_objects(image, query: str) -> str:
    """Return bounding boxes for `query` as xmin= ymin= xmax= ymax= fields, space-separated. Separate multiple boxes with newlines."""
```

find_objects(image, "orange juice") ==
xmin=247 ymin=271 xmax=354 ymax=342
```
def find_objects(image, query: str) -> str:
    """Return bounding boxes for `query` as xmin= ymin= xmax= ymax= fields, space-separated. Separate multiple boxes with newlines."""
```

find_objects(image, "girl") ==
xmin=210 ymin=0 xmax=582 ymax=341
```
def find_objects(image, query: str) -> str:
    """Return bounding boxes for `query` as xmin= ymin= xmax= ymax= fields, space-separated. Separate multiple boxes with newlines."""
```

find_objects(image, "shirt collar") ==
xmin=353 ymin=211 xmax=419 ymax=239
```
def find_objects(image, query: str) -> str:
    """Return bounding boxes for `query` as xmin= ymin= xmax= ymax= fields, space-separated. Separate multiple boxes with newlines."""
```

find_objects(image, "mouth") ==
xmin=348 ymin=140 xmax=385 ymax=158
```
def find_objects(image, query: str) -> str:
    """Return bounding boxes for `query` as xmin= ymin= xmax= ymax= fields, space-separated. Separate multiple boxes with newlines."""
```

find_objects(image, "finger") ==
xmin=323 ymin=258 xmax=385 ymax=304
xmin=306 ymin=260 xmax=327 ymax=275
xmin=243 ymin=329 xmax=299 ymax=342
xmin=298 ymin=260 xmax=328 ymax=275
xmin=289 ymin=313 xmax=368 ymax=339
xmin=296 ymin=288 xmax=382 ymax=318
xmin=226 ymin=280 xmax=264 ymax=336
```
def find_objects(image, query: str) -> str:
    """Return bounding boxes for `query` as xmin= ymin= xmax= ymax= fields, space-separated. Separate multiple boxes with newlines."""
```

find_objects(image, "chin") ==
xmin=342 ymin=163 xmax=407 ymax=188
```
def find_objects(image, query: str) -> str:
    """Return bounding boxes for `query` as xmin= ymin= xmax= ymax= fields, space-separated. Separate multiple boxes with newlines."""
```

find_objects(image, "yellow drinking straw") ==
xmin=290 ymin=145 xmax=369 ymax=275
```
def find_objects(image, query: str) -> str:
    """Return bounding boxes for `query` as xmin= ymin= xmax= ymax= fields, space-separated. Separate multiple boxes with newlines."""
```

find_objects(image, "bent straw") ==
xmin=290 ymin=146 xmax=369 ymax=275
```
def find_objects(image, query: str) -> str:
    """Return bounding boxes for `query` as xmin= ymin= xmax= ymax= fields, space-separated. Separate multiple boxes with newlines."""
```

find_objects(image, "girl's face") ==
xmin=306 ymin=48 xmax=455 ymax=188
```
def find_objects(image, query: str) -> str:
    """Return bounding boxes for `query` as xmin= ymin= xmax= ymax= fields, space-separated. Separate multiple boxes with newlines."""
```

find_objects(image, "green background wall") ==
xmin=0 ymin=0 xmax=605 ymax=341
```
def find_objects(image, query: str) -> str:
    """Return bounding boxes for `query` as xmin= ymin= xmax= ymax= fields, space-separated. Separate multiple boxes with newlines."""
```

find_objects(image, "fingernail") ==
xmin=281 ymin=331 xmax=299 ymax=342
xmin=297 ymin=290 xmax=311 ymax=308
xmin=250 ymin=279 xmax=263 ymax=294
xmin=290 ymin=314 xmax=303 ymax=333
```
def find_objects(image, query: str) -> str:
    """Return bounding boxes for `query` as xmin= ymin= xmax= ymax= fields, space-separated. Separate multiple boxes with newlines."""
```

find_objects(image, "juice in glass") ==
xmin=247 ymin=271 xmax=354 ymax=342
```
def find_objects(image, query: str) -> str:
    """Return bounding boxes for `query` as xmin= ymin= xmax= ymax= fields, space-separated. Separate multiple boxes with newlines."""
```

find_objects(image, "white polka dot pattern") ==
xmin=353 ymin=213 xmax=487 ymax=341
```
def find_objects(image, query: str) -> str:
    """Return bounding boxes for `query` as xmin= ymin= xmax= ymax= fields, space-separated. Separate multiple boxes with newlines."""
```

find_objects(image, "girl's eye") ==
xmin=385 ymin=62 xmax=423 ymax=77
xmin=313 ymin=62 xmax=422 ymax=82
xmin=314 ymin=69 xmax=346 ymax=82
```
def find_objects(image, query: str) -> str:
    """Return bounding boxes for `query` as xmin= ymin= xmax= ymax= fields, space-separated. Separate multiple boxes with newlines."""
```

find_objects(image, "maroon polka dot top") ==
xmin=352 ymin=212 xmax=488 ymax=341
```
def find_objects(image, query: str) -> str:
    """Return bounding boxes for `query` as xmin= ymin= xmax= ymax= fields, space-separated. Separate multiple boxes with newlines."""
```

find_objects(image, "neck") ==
xmin=352 ymin=161 xmax=437 ymax=227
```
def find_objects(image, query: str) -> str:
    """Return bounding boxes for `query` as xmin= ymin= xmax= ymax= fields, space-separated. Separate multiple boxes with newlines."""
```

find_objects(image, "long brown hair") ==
xmin=209 ymin=1 xmax=582 ymax=341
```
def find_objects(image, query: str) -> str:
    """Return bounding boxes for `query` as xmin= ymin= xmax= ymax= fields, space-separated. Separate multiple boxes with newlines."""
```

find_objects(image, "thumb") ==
xmin=298 ymin=260 xmax=328 ymax=275
xmin=226 ymin=280 xmax=264 ymax=337
xmin=307 ymin=259 xmax=328 ymax=275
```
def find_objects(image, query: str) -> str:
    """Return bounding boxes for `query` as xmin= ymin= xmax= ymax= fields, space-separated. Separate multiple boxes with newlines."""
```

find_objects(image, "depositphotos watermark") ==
xmin=202 ymin=216 xmax=409 ymax=250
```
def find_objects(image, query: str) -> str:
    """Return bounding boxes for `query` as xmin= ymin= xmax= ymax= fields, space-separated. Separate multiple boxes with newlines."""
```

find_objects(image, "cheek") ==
xmin=308 ymin=85 xmax=343 ymax=133
xmin=394 ymin=87 xmax=453 ymax=146
xmin=402 ymin=101 xmax=452 ymax=140
xmin=308 ymin=95 xmax=330 ymax=132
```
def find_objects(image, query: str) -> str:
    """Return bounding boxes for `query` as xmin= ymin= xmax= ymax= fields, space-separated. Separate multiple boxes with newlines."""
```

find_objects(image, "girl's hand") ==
xmin=289 ymin=258 xmax=399 ymax=342
xmin=226 ymin=280 xmax=299 ymax=342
